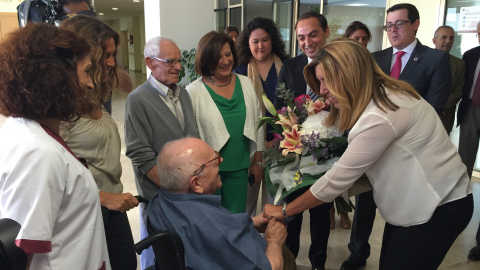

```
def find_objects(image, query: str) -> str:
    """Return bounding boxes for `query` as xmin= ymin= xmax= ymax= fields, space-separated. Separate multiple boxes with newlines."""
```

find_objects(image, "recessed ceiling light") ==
xmin=346 ymin=3 xmax=369 ymax=6
xmin=112 ymin=7 xmax=118 ymax=10
xmin=98 ymin=12 xmax=104 ymax=15
xmin=133 ymin=0 xmax=140 ymax=2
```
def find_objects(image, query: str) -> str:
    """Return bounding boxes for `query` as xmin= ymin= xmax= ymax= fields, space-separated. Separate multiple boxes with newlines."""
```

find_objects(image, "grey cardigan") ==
xmin=124 ymin=81 xmax=199 ymax=200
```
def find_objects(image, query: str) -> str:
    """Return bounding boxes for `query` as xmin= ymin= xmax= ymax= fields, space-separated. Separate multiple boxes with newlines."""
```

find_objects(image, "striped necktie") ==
xmin=307 ymin=86 xmax=319 ymax=101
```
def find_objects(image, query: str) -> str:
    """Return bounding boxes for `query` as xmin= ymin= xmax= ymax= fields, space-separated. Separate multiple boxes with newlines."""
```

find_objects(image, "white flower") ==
xmin=301 ymin=111 xmax=343 ymax=139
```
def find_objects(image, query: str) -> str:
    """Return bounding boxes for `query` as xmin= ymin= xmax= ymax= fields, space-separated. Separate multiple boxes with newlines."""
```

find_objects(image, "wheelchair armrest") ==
xmin=0 ymin=218 xmax=27 ymax=270
xmin=134 ymin=231 xmax=181 ymax=255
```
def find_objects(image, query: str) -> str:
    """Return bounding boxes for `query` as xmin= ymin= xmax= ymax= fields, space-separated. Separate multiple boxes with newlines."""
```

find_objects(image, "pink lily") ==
xmin=306 ymin=99 xmax=328 ymax=116
xmin=279 ymin=124 xmax=304 ymax=156
xmin=276 ymin=107 xmax=298 ymax=129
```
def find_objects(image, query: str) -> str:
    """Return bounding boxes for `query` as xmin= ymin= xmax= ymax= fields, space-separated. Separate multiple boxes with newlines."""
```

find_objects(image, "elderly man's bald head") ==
xmin=157 ymin=138 xmax=222 ymax=194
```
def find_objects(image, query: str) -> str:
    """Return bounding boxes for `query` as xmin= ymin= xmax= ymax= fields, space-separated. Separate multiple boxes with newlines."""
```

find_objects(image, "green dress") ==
xmin=205 ymin=76 xmax=250 ymax=213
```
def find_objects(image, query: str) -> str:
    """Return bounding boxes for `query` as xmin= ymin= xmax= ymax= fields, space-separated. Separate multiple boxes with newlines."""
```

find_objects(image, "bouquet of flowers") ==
xmin=259 ymin=83 xmax=354 ymax=214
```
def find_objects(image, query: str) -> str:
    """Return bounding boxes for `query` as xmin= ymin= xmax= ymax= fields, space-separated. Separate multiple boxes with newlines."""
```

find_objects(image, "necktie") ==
xmin=307 ymin=86 xmax=319 ymax=101
xmin=472 ymin=70 xmax=480 ymax=107
xmin=390 ymin=51 xmax=405 ymax=79
xmin=167 ymin=89 xmax=184 ymax=129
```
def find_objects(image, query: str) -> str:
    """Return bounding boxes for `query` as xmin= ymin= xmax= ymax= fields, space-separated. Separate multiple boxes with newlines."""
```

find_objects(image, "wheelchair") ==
xmin=0 ymin=218 xmax=28 ymax=270
xmin=134 ymin=196 xmax=185 ymax=270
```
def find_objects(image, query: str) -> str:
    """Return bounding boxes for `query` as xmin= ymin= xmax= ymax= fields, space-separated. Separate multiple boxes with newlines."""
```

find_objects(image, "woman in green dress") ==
xmin=187 ymin=31 xmax=265 ymax=213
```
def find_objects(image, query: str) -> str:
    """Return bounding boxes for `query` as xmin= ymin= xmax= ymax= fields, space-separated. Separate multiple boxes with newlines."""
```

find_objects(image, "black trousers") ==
xmin=347 ymin=190 xmax=377 ymax=260
xmin=284 ymin=186 xmax=332 ymax=268
xmin=102 ymin=206 xmax=137 ymax=270
xmin=477 ymin=220 xmax=480 ymax=246
xmin=379 ymin=194 xmax=473 ymax=270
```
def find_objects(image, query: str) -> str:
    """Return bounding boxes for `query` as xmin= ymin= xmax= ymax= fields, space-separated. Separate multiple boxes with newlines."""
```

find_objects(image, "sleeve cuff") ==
xmin=16 ymin=239 xmax=52 ymax=254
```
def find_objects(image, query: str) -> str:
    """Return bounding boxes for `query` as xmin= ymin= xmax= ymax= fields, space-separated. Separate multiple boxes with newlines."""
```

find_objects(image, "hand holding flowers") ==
xmin=258 ymin=83 xmax=348 ymax=203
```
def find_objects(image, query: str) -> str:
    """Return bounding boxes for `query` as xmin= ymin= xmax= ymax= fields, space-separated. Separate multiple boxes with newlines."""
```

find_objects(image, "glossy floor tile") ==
xmin=2 ymin=70 xmax=475 ymax=270
xmin=113 ymin=71 xmax=480 ymax=270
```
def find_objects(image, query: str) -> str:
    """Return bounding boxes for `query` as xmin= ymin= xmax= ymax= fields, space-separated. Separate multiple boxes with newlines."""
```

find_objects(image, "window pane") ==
xmin=230 ymin=0 xmax=242 ymax=5
xmin=445 ymin=1 xmax=480 ymax=58
xmin=273 ymin=1 xmax=293 ymax=55
xmin=299 ymin=0 xmax=319 ymax=18
xmin=218 ymin=0 xmax=228 ymax=9
xmin=323 ymin=0 xmax=386 ymax=53
xmin=245 ymin=0 xmax=273 ymax=26
xmin=230 ymin=7 xmax=242 ymax=30
xmin=215 ymin=9 xmax=227 ymax=31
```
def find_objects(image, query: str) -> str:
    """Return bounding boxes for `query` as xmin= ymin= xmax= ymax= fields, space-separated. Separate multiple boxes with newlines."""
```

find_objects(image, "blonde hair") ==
xmin=304 ymin=38 xmax=420 ymax=131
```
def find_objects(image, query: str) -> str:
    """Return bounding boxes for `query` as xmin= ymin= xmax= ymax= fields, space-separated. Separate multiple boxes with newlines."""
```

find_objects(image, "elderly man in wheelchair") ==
xmin=144 ymin=137 xmax=295 ymax=270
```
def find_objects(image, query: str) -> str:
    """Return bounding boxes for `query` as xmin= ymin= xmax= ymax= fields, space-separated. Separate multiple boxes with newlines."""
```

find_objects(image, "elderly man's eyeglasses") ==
xmin=193 ymin=151 xmax=222 ymax=176
xmin=151 ymin=56 xmax=182 ymax=66
xmin=383 ymin=20 xmax=412 ymax=32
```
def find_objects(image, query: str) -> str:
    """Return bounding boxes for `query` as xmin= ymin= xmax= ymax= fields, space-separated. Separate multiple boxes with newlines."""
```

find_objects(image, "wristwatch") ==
xmin=254 ymin=161 xmax=265 ymax=169
xmin=282 ymin=204 xmax=289 ymax=219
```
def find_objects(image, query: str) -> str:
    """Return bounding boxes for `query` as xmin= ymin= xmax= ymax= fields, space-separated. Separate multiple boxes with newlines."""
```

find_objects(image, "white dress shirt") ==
xmin=390 ymin=39 xmax=417 ymax=74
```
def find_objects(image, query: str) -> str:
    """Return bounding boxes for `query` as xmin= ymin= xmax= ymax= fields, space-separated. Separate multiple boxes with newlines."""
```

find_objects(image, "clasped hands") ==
xmin=252 ymin=204 xmax=287 ymax=234
xmin=263 ymin=204 xmax=285 ymax=222
xmin=252 ymin=212 xmax=287 ymax=245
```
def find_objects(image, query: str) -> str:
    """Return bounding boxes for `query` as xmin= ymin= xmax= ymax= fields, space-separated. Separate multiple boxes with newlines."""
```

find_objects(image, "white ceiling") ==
xmin=92 ymin=0 xmax=386 ymax=20
xmin=94 ymin=0 xmax=145 ymax=20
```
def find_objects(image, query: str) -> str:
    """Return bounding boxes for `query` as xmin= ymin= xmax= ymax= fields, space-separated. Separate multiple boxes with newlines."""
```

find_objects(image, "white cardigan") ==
xmin=186 ymin=74 xmax=265 ymax=157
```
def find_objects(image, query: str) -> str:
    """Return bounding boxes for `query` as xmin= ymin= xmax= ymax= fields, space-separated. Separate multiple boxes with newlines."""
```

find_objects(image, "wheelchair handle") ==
xmin=134 ymin=195 xmax=149 ymax=204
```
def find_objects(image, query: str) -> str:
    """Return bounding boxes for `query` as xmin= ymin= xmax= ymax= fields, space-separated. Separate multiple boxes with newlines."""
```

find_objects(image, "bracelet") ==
xmin=254 ymin=161 xmax=265 ymax=169
xmin=282 ymin=204 xmax=288 ymax=219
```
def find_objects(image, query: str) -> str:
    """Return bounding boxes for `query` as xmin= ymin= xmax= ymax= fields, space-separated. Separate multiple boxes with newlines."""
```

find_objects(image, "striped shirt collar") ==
xmin=147 ymin=74 xmax=180 ymax=98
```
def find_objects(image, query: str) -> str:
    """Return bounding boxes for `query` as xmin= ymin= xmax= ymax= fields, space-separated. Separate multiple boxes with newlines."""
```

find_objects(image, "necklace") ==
xmin=208 ymin=74 xmax=232 ymax=87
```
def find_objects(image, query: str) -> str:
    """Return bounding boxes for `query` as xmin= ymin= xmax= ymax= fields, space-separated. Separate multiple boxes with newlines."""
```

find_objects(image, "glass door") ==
xmin=273 ymin=0 xmax=294 ymax=56
xmin=322 ymin=0 xmax=386 ymax=52
xmin=230 ymin=6 xmax=242 ymax=29
xmin=215 ymin=8 xmax=228 ymax=31
xmin=445 ymin=0 xmax=480 ymax=174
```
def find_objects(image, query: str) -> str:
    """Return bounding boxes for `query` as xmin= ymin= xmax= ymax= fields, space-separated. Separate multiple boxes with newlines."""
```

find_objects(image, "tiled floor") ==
xmin=112 ymin=71 xmax=480 ymax=270
xmin=2 ymin=70 xmax=478 ymax=269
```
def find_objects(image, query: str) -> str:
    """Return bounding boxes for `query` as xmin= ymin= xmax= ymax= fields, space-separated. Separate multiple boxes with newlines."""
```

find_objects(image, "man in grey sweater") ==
xmin=124 ymin=36 xmax=198 ymax=270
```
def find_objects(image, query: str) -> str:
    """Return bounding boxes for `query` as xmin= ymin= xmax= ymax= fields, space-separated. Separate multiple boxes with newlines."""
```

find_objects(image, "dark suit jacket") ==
xmin=445 ymin=55 xmax=465 ymax=112
xmin=275 ymin=54 xmax=308 ymax=107
xmin=457 ymin=46 xmax=480 ymax=126
xmin=372 ymin=40 xmax=452 ymax=114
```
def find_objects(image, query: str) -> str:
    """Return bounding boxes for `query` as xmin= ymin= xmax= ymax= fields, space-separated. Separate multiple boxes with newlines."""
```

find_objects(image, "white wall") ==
xmin=382 ymin=0 xmax=446 ymax=49
xmin=0 ymin=0 xmax=23 ymax=13
xmin=144 ymin=0 xmax=161 ymax=45
xmin=144 ymin=0 xmax=214 ymax=51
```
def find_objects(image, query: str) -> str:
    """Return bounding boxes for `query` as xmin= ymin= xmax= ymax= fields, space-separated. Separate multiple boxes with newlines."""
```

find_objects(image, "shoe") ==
xmin=329 ymin=206 xmax=335 ymax=229
xmin=340 ymin=255 xmax=366 ymax=270
xmin=312 ymin=267 xmax=325 ymax=270
xmin=468 ymin=245 xmax=480 ymax=261
xmin=340 ymin=213 xmax=351 ymax=229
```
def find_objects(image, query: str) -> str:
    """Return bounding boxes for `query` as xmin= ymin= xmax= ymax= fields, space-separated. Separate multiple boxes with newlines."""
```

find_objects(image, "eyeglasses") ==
xmin=151 ymin=56 xmax=182 ymax=67
xmin=383 ymin=20 xmax=412 ymax=32
xmin=193 ymin=151 xmax=222 ymax=176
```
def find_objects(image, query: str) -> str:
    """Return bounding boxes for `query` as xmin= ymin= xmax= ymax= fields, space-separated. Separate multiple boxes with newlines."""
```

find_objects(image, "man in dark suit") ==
xmin=457 ymin=21 xmax=480 ymax=262
xmin=341 ymin=3 xmax=452 ymax=270
xmin=432 ymin=25 xmax=465 ymax=135
xmin=276 ymin=12 xmax=332 ymax=270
